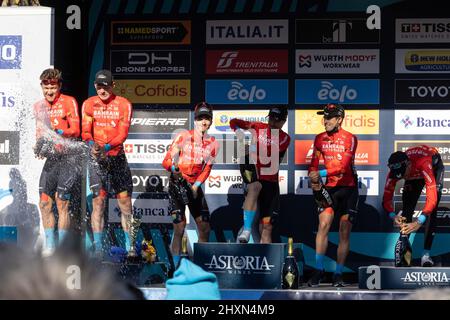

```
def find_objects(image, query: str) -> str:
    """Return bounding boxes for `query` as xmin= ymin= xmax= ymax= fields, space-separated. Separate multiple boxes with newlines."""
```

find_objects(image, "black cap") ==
xmin=94 ymin=69 xmax=113 ymax=86
xmin=268 ymin=107 xmax=288 ymax=121
xmin=388 ymin=151 xmax=409 ymax=179
xmin=194 ymin=101 xmax=213 ymax=119
xmin=317 ymin=104 xmax=345 ymax=118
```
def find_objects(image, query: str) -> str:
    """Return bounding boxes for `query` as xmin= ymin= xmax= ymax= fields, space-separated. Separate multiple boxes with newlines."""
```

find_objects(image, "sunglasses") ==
xmin=41 ymin=79 xmax=60 ymax=85
xmin=388 ymin=160 xmax=407 ymax=170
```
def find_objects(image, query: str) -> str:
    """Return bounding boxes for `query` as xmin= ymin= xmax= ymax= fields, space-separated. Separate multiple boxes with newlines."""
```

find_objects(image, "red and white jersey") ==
xmin=162 ymin=129 xmax=219 ymax=185
xmin=81 ymin=94 xmax=132 ymax=156
xmin=383 ymin=145 xmax=439 ymax=215
xmin=230 ymin=119 xmax=291 ymax=182
xmin=309 ymin=128 xmax=358 ymax=187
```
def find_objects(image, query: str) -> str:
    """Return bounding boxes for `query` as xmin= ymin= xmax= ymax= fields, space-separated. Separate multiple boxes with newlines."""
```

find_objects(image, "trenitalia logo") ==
xmin=295 ymin=140 xmax=379 ymax=165
xmin=395 ymin=110 xmax=450 ymax=135
xmin=396 ymin=19 xmax=450 ymax=43
xmin=114 ymin=80 xmax=190 ymax=104
xmin=210 ymin=110 xmax=288 ymax=135
xmin=205 ymin=170 xmax=288 ymax=194
xmin=396 ymin=49 xmax=450 ymax=73
xmin=206 ymin=49 xmax=288 ymax=74
xmin=295 ymin=49 xmax=379 ymax=74
xmin=295 ymin=110 xmax=379 ymax=134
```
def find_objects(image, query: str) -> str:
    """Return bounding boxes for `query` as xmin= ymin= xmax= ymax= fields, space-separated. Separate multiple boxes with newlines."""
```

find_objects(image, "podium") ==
xmin=359 ymin=266 xmax=450 ymax=290
xmin=194 ymin=242 xmax=304 ymax=289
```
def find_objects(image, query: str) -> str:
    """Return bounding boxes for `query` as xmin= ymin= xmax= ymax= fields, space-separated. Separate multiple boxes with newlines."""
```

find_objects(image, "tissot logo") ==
xmin=111 ymin=50 xmax=191 ymax=75
xmin=295 ymin=19 xmax=380 ymax=44
xmin=129 ymin=110 xmax=190 ymax=134
xmin=395 ymin=79 xmax=450 ymax=104
xmin=0 ymin=131 xmax=19 ymax=165
xmin=124 ymin=139 xmax=171 ymax=164
xmin=206 ymin=49 xmax=288 ymax=74
xmin=396 ymin=19 xmax=450 ymax=43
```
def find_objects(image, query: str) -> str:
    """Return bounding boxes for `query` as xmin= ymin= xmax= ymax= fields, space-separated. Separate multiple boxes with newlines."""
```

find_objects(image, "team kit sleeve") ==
xmin=382 ymin=175 xmax=398 ymax=213
xmin=230 ymin=118 xmax=253 ymax=131
xmin=62 ymin=97 xmax=81 ymax=138
xmin=194 ymin=139 xmax=220 ymax=186
xmin=162 ymin=132 xmax=184 ymax=172
xmin=81 ymin=100 xmax=94 ymax=143
xmin=107 ymin=99 xmax=132 ymax=148
xmin=420 ymin=159 xmax=438 ymax=215
xmin=308 ymin=135 xmax=321 ymax=174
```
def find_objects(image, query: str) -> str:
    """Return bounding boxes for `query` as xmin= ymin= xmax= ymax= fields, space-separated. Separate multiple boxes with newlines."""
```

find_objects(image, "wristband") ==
xmin=389 ymin=212 xmax=396 ymax=220
xmin=56 ymin=129 xmax=64 ymax=135
xmin=87 ymin=140 xmax=95 ymax=147
xmin=319 ymin=169 xmax=327 ymax=177
xmin=171 ymin=165 xmax=176 ymax=173
xmin=104 ymin=144 xmax=111 ymax=152
xmin=417 ymin=215 xmax=427 ymax=225
xmin=194 ymin=181 xmax=202 ymax=187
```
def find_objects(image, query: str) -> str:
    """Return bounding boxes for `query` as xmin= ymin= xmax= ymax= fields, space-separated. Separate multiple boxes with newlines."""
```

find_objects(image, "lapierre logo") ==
xmin=395 ymin=79 xmax=450 ymax=104
xmin=0 ymin=36 xmax=22 ymax=69
xmin=111 ymin=50 xmax=191 ymax=75
xmin=396 ymin=19 xmax=450 ymax=43
xmin=207 ymin=49 xmax=288 ymax=74
xmin=295 ymin=19 xmax=380 ymax=44
xmin=395 ymin=110 xmax=450 ymax=135
xmin=296 ymin=49 xmax=379 ymax=74
xmin=295 ymin=79 xmax=379 ymax=104
xmin=205 ymin=254 xmax=275 ymax=275
xmin=130 ymin=110 xmax=190 ymax=134
xmin=206 ymin=20 xmax=288 ymax=44
xmin=401 ymin=272 xmax=450 ymax=285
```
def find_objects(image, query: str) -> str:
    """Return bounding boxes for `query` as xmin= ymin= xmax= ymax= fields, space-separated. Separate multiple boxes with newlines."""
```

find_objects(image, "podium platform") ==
xmin=359 ymin=266 xmax=450 ymax=290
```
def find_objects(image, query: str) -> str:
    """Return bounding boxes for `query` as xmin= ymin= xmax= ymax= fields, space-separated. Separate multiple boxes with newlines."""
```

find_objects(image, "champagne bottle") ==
xmin=394 ymin=221 xmax=413 ymax=267
xmin=282 ymin=237 xmax=299 ymax=289
xmin=176 ymin=234 xmax=189 ymax=269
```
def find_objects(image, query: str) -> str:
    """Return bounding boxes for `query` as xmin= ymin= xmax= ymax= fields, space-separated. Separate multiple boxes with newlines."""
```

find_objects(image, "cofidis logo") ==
xmin=0 ymin=36 xmax=22 ymax=69
xmin=114 ymin=80 xmax=190 ymax=104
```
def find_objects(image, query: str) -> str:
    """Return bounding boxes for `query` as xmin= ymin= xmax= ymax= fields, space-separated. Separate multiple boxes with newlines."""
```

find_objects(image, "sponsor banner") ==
xmin=124 ymin=139 xmax=171 ymax=164
xmin=294 ymin=170 xmax=379 ymax=196
xmin=396 ymin=49 xmax=450 ymax=73
xmin=0 ymin=84 xmax=17 ymax=109
xmin=394 ymin=171 xmax=450 ymax=197
xmin=206 ymin=49 xmax=288 ymax=74
xmin=131 ymin=169 xmax=170 ymax=193
xmin=295 ymin=110 xmax=379 ymax=135
xmin=114 ymin=79 xmax=190 ymax=104
xmin=215 ymin=139 xmax=288 ymax=165
xmin=205 ymin=170 xmax=288 ymax=195
xmin=108 ymin=197 xmax=171 ymax=224
xmin=111 ymin=20 xmax=191 ymax=45
xmin=394 ymin=201 xmax=450 ymax=227
xmin=0 ymin=131 xmax=19 ymax=165
xmin=295 ymin=140 xmax=379 ymax=165
xmin=395 ymin=79 xmax=450 ymax=104
xmin=395 ymin=110 xmax=450 ymax=135
xmin=295 ymin=79 xmax=379 ymax=104
xmin=206 ymin=20 xmax=288 ymax=44
xmin=0 ymin=36 xmax=21 ymax=69
xmin=395 ymin=140 xmax=450 ymax=165
xmin=295 ymin=19 xmax=380 ymax=44
xmin=206 ymin=79 xmax=288 ymax=105
xmin=396 ymin=19 xmax=450 ymax=43
xmin=110 ymin=50 xmax=191 ymax=75
xmin=130 ymin=110 xmax=190 ymax=134
xmin=295 ymin=49 xmax=379 ymax=74
xmin=194 ymin=243 xmax=285 ymax=289
xmin=210 ymin=110 xmax=288 ymax=135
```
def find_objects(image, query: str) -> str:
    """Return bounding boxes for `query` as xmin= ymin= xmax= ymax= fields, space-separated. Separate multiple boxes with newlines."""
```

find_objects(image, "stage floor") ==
xmin=140 ymin=283 xmax=413 ymax=300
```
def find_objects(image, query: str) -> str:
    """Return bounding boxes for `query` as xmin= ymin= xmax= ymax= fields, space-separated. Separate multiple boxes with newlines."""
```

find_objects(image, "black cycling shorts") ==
xmin=322 ymin=186 xmax=359 ymax=218
xmin=88 ymin=153 xmax=133 ymax=198
xmin=168 ymin=176 xmax=209 ymax=220
xmin=39 ymin=154 xmax=81 ymax=200
xmin=258 ymin=180 xmax=280 ymax=219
